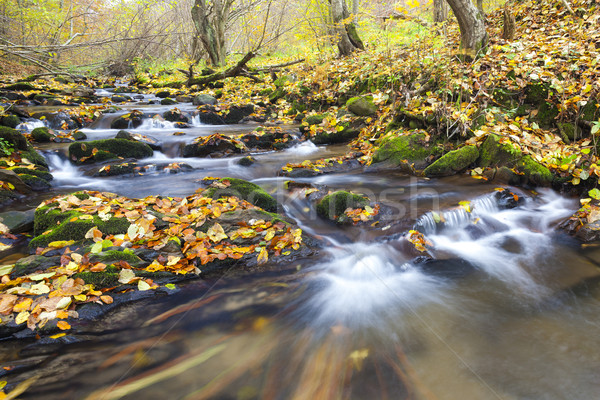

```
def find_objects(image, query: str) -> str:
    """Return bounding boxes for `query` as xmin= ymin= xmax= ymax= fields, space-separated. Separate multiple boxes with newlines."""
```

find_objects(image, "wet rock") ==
xmin=478 ymin=134 xmax=552 ymax=186
xmin=0 ymin=169 xmax=32 ymax=194
xmin=1 ymin=114 xmax=20 ymax=128
xmin=30 ymin=111 xmax=77 ymax=130
xmin=111 ymin=95 xmax=130 ymax=103
xmin=0 ymin=126 xmax=47 ymax=168
xmin=224 ymin=104 xmax=255 ymax=124
xmin=203 ymin=177 xmax=278 ymax=212
xmin=109 ymin=110 xmax=144 ymax=129
xmin=182 ymin=134 xmax=246 ymax=158
xmin=68 ymin=138 xmax=153 ymax=164
xmin=372 ymin=132 xmax=442 ymax=170
xmin=176 ymin=95 xmax=193 ymax=103
xmin=196 ymin=111 xmax=225 ymax=125
xmin=416 ymin=258 xmax=476 ymax=279
xmin=11 ymin=255 xmax=61 ymax=278
xmin=424 ymin=145 xmax=479 ymax=177
xmin=163 ymin=109 xmax=190 ymax=123
xmin=237 ymin=156 xmax=255 ymax=166
xmin=155 ymin=90 xmax=171 ymax=98
xmin=31 ymin=127 xmax=55 ymax=143
xmin=0 ymin=92 xmax=26 ymax=101
xmin=73 ymin=131 xmax=87 ymax=141
xmin=3 ymin=82 xmax=36 ymax=91
xmin=193 ymin=94 xmax=218 ymax=106
xmin=310 ymin=122 xmax=360 ymax=145
xmin=18 ymin=173 xmax=51 ymax=191
xmin=0 ymin=209 xmax=34 ymax=234
xmin=316 ymin=191 xmax=369 ymax=222
xmin=115 ymin=130 xmax=162 ymax=150
xmin=161 ymin=98 xmax=177 ymax=105
xmin=346 ymin=95 xmax=377 ymax=117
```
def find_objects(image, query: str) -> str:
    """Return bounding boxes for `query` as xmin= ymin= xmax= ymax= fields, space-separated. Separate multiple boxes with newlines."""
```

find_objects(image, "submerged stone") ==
xmin=316 ymin=191 xmax=369 ymax=221
xmin=68 ymin=138 xmax=153 ymax=164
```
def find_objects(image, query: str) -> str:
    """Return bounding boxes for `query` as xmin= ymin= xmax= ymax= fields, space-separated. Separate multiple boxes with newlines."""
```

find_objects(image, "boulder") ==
xmin=161 ymin=98 xmax=177 ymax=105
xmin=424 ymin=145 xmax=479 ymax=177
xmin=182 ymin=134 xmax=246 ymax=158
xmin=110 ymin=110 xmax=144 ymax=130
xmin=31 ymin=127 xmax=55 ymax=143
xmin=3 ymin=82 xmax=35 ymax=91
xmin=196 ymin=111 xmax=225 ymax=125
xmin=316 ymin=191 xmax=369 ymax=221
xmin=163 ymin=109 xmax=190 ymax=123
xmin=372 ymin=132 xmax=442 ymax=170
xmin=0 ymin=169 xmax=32 ymax=194
xmin=0 ymin=210 xmax=35 ymax=233
xmin=193 ymin=94 xmax=218 ymax=106
xmin=1 ymin=115 xmax=20 ymax=128
xmin=115 ymin=130 xmax=161 ymax=150
xmin=346 ymin=96 xmax=377 ymax=117
xmin=203 ymin=177 xmax=278 ymax=212
xmin=68 ymin=138 xmax=153 ymax=164
xmin=224 ymin=104 xmax=255 ymax=124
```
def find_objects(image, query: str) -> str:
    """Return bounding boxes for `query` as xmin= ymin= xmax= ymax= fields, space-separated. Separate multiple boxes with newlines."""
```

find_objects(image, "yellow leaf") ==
xmin=138 ymin=280 xmax=151 ymax=291
xmin=29 ymin=283 xmax=50 ymax=295
xmin=48 ymin=240 xmax=76 ymax=248
xmin=15 ymin=311 xmax=30 ymax=325
xmin=257 ymin=247 xmax=268 ymax=265
xmin=118 ymin=269 xmax=136 ymax=284
xmin=74 ymin=294 xmax=87 ymax=302
xmin=78 ymin=215 xmax=93 ymax=220
xmin=50 ymin=333 xmax=66 ymax=339
xmin=13 ymin=298 xmax=33 ymax=313
xmin=207 ymin=223 xmax=228 ymax=242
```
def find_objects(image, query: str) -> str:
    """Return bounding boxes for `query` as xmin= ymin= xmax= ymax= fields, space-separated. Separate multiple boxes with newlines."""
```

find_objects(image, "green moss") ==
xmin=311 ymin=123 xmax=359 ymax=145
xmin=581 ymin=99 xmax=599 ymax=122
xmin=68 ymin=138 xmax=153 ymax=164
xmin=22 ymin=148 xmax=48 ymax=169
xmin=0 ymin=126 xmax=29 ymax=150
xmin=346 ymin=96 xmax=377 ymax=116
xmin=18 ymin=174 xmax=51 ymax=190
xmin=91 ymin=249 xmax=144 ymax=268
xmin=304 ymin=114 xmax=326 ymax=126
xmin=424 ymin=146 xmax=479 ymax=177
xmin=316 ymin=191 xmax=369 ymax=221
xmin=535 ymin=101 xmax=559 ymax=128
xmin=372 ymin=132 xmax=440 ymax=167
xmin=31 ymin=127 xmax=54 ymax=142
xmin=204 ymin=178 xmax=278 ymax=212
xmin=72 ymin=271 xmax=120 ymax=288
xmin=1 ymin=115 xmax=20 ymax=128
xmin=525 ymin=82 xmax=549 ymax=104
xmin=516 ymin=155 xmax=553 ymax=186
xmin=0 ymin=189 xmax=17 ymax=203
xmin=4 ymin=82 xmax=35 ymax=91
xmin=478 ymin=134 xmax=522 ymax=168
xmin=9 ymin=167 xmax=52 ymax=181
xmin=31 ymin=205 xmax=129 ymax=248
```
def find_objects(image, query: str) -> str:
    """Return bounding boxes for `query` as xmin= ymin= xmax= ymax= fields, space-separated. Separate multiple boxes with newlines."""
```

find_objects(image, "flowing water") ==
xmin=3 ymin=91 xmax=600 ymax=400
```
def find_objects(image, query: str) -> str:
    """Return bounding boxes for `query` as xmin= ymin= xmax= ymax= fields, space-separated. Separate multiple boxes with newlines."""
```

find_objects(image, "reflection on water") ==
xmin=5 ymin=100 xmax=600 ymax=400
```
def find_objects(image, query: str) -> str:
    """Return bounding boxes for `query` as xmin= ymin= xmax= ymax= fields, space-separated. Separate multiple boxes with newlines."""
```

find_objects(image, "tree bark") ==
xmin=445 ymin=0 xmax=488 ymax=59
xmin=433 ymin=0 xmax=449 ymax=22
xmin=191 ymin=0 xmax=231 ymax=67
xmin=502 ymin=3 xmax=515 ymax=41
xmin=329 ymin=0 xmax=364 ymax=57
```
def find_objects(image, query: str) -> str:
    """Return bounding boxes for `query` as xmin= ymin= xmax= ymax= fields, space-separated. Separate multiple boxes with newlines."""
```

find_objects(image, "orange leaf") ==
xmin=57 ymin=320 xmax=71 ymax=330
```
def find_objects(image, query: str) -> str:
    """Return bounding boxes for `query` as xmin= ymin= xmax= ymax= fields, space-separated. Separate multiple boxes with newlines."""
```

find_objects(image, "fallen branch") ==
xmin=253 ymin=58 xmax=305 ymax=72
xmin=187 ymin=51 xmax=262 ymax=86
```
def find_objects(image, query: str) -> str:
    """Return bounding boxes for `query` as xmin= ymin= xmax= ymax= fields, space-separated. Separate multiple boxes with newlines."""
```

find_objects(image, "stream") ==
xmin=3 ymin=90 xmax=600 ymax=400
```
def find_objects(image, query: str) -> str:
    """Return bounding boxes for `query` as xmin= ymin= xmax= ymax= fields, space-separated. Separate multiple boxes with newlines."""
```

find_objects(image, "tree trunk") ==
xmin=191 ymin=0 xmax=228 ymax=67
xmin=445 ymin=0 xmax=488 ymax=59
xmin=433 ymin=0 xmax=449 ymax=22
xmin=502 ymin=3 xmax=515 ymax=41
xmin=477 ymin=0 xmax=484 ymax=16
xmin=330 ymin=0 xmax=364 ymax=57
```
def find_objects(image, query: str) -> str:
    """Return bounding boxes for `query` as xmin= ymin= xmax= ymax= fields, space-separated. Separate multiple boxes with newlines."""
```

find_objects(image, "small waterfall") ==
xmin=45 ymin=153 xmax=110 ymax=189
xmin=16 ymin=120 xmax=46 ymax=132
xmin=285 ymin=141 xmax=319 ymax=156
xmin=133 ymin=118 xmax=176 ymax=131
xmin=191 ymin=114 xmax=203 ymax=127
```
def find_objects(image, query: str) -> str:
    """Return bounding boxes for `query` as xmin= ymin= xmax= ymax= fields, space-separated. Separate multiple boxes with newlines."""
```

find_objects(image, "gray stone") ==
xmin=346 ymin=96 xmax=377 ymax=117
xmin=193 ymin=94 xmax=218 ymax=106
xmin=0 ymin=210 xmax=34 ymax=233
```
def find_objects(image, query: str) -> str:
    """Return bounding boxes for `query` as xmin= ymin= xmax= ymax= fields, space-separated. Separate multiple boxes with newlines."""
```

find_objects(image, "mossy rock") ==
xmin=12 ymin=255 xmax=61 ymax=278
xmin=515 ymin=155 xmax=553 ymax=186
xmin=316 ymin=191 xmax=369 ymax=221
xmin=204 ymin=177 xmax=278 ymax=212
xmin=237 ymin=156 xmax=255 ymax=167
xmin=346 ymin=96 xmax=377 ymax=117
xmin=525 ymin=82 xmax=549 ymax=104
xmin=4 ymin=82 xmax=35 ymax=91
xmin=161 ymin=98 xmax=177 ymax=105
xmin=0 ymin=115 xmax=20 ymax=128
xmin=311 ymin=123 xmax=360 ymax=145
xmin=372 ymin=132 xmax=441 ymax=169
xmin=0 ymin=126 xmax=29 ymax=151
xmin=269 ymin=87 xmax=286 ymax=103
xmin=17 ymin=174 xmax=51 ymax=191
xmin=534 ymin=101 xmax=559 ymax=128
xmin=303 ymin=114 xmax=326 ymax=126
xmin=0 ymin=189 xmax=18 ymax=205
xmin=72 ymin=271 xmax=120 ymax=288
xmin=31 ymin=205 xmax=129 ymax=248
xmin=31 ymin=127 xmax=54 ymax=142
xmin=478 ymin=134 xmax=522 ymax=168
xmin=9 ymin=167 xmax=52 ymax=181
xmin=33 ymin=93 xmax=58 ymax=103
xmin=581 ymin=98 xmax=599 ymax=122
xmin=557 ymin=122 xmax=577 ymax=143
xmin=424 ymin=146 xmax=479 ymax=177
xmin=89 ymin=249 xmax=145 ymax=268
xmin=73 ymin=131 xmax=87 ymax=141
xmin=68 ymin=138 xmax=153 ymax=164
xmin=274 ymin=75 xmax=291 ymax=88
